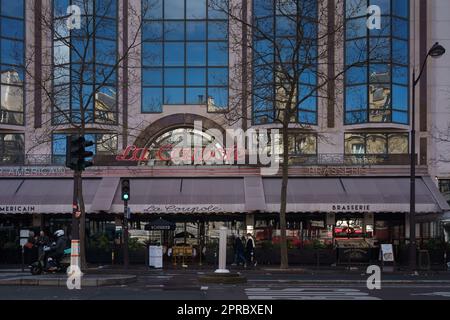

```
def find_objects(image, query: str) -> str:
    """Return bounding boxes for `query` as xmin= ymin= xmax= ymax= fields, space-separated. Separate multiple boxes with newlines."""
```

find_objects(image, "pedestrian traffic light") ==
xmin=65 ymin=135 xmax=95 ymax=171
xmin=121 ymin=179 xmax=130 ymax=201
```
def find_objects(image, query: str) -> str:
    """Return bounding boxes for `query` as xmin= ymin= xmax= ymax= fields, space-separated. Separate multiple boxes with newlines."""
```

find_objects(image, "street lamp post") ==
xmin=410 ymin=42 xmax=446 ymax=271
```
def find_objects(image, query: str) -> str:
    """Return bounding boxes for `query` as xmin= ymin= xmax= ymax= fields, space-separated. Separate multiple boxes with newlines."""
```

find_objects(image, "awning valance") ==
xmin=0 ymin=176 xmax=448 ymax=215
xmin=262 ymin=177 xmax=450 ymax=214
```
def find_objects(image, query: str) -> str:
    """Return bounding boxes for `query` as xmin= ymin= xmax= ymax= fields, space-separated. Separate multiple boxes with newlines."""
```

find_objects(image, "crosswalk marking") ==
xmin=245 ymin=288 xmax=380 ymax=300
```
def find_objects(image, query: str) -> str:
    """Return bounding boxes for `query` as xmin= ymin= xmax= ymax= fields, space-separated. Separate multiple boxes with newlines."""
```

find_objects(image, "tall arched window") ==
xmin=52 ymin=0 xmax=118 ymax=125
xmin=345 ymin=0 xmax=409 ymax=125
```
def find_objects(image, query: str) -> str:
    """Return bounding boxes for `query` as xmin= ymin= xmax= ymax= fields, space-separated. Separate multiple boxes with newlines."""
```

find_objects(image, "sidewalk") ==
xmin=2 ymin=264 xmax=450 ymax=286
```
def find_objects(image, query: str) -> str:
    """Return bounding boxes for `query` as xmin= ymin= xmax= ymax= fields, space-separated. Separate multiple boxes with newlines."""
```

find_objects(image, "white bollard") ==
xmin=215 ymin=226 xmax=230 ymax=274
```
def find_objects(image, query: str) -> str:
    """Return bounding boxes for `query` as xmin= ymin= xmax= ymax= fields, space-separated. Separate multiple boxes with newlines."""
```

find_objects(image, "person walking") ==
xmin=245 ymin=233 xmax=257 ymax=267
xmin=233 ymin=235 xmax=246 ymax=266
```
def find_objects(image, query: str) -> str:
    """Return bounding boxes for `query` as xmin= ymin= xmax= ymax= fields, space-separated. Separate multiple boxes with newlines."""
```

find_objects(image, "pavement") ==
xmin=1 ymin=264 xmax=450 ymax=288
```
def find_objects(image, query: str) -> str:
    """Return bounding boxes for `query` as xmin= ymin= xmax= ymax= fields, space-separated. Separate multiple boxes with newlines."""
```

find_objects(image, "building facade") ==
xmin=1 ymin=0 xmax=449 ymax=265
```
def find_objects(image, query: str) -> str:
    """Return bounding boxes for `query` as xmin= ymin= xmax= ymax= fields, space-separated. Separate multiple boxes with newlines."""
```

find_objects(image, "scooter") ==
xmin=30 ymin=246 xmax=71 ymax=275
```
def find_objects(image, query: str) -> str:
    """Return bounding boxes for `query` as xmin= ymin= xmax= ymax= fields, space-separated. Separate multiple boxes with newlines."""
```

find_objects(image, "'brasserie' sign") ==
xmin=331 ymin=204 xmax=371 ymax=212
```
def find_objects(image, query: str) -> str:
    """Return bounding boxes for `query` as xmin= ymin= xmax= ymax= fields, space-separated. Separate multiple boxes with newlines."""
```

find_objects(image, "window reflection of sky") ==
xmin=345 ymin=0 xmax=409 ymax=125
xmin=142 ymin=0 xmax=229 ymax=113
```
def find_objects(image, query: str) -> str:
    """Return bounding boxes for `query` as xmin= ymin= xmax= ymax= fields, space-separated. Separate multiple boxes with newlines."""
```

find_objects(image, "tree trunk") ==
xmin=279 ymin=126 xmax=290 ymax=269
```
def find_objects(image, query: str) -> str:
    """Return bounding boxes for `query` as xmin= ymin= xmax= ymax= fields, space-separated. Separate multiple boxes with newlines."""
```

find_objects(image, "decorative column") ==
xmin=215 ymin=226 xmax=230 ymax=274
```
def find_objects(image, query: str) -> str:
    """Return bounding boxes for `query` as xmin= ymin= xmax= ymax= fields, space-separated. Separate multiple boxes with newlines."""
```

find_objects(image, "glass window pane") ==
xmin=346 ymin=66 xmax=367 ymax=85
xmin=388 ymin=134 xmax=408 ymax=154
xmin=345 ymin=134 xmax=365 ymax=154
xmin=207 ymin=87 xmax=228 ymax=111
xmin=143 ymin=68 xmax=163 ymax=86
xmin=143 ymin=0 xmax=162 ymax=19
xmin=299 ymin=111 xmax=317 ymax=124
xmin=208 ymin=68 xmax=228 ymax=86
xmin=186 ymin=87 xmax=206 ymax=104
xmin=370 ymin=0 xmax=390 ymax=14
xmin=345 ymin=111 xmax=367 ymax=124
xmin=346 ymin=0 xmax=367 ymax=18
xmin=346 ymin=85 xmax=367 ymax=111
xmin=186 ymin=0 xmax=206 ymax=19
xmin=142 ymin=87 xmax=163 ymax=112
xmin=346 ymin=17 xmax=367 ymax=39
xmin=165 ymin=21 xmax=185 ymax=41
xmin=208 ymin=0 xmax=227 ymax=19
xmin=164 ymin=42 xmax=185 ymax=66
xmin=95 ymin=0 xmax=117 ymax=18
xmin=392 ymin=110 xmax=408 ymax=124
xmin=208 ymin=21 xmax=228 ymax=40
xmin=1 ymin=17 xmax=24 ymax=39
xmin=164 ymin=68 xmax=184 ymax=86
xmin=369 ymin=83 xmax=391 ymax=115
xmin=186 ymin=68 xmax=206 ymax=86
xmin=393 ymin=0 xmax=408 ymax=18
xmin=369 ymin=37 xmax=391 ymax=62
xmin=52 ymin=134 xmax=67 ymax=156
xmin=187 ymin=22 xmax=206 ymax=41
xmin=54 ymin=0 xmax=70 ymax=18
xmin=345 ymin=39 xmax=367 ymax=65
xmin=393 ymin=17 xmax=408 ymax=39
xmin=143 ymin=42 xmax=163 ymax=66
xmin=0 ymin=39 xmax=24 ymax=66
xmin=164 ymin=0 xmax=184 ymax=19
xmin=208 ymin=42 xmax=228 ymax=66
xmin=393 ymin=66 xmax=408 ymax=85
xmin=164 ymin=87 xmax=185 ymax=104
xmin=95 ymin=39 xmax=117 ymax=65
xmin=143 ymin=21 xmax=163 ymax=41
xmin=276 ymin=16 xmax=296 ymax=37
xmin=1 ymin=0 xmax=24 ymax=18
xmin=96 ymin=18 xmax=117 ymax=40
xmin=1 ymin=84 xmax=23 ymax=111
xmin=392 ymin=85 xmax=408 ymax=110
xmin=187 ymin=43 xmax=206 ymax=66
xmin=369 ymin=15 xmax=391 ymax=37
xmin=392 ymin=39 xmax=408 ymax=64
xmin=366 ymin=134 xmax=387 ymax=154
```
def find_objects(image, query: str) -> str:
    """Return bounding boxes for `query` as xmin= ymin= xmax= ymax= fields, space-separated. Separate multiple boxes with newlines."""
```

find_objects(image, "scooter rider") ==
xmin=46 ymin=230 xmax=67 ymax=271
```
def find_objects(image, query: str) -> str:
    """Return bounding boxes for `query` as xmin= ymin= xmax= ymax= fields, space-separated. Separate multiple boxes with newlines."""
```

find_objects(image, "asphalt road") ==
xmin=1 ymin=273 xmax=450 ymax=300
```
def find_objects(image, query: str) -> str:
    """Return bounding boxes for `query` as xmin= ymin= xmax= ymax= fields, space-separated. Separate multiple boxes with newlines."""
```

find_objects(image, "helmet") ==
xmin=54 ymin=230 xmax=65 ymax=237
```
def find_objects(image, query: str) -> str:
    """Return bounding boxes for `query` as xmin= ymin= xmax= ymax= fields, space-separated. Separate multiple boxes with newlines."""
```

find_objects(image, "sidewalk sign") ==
xmin=380 ymin=244 xmax=394 ymax=262
xmin=380 ymin=243 xmax=395 ymax=272
xmin=19 ymin=229 xmax=30 ymax=272
xmin=149 ymin=245 xmax=163 ymax=269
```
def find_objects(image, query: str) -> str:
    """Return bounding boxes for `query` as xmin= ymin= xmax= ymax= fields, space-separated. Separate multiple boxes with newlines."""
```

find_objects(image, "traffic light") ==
xmin=65 ymin=135 xmax=94 ymax=171
xmin=66 ymin=135 xmax=80 ymax=170
xmin=121 ymin=179 xmax=130 ymax=201
xmin=79 ymin=137 xmax=94 ymax=171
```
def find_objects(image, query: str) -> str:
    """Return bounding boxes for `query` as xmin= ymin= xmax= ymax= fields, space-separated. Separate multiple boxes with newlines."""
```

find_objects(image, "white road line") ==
xmin=245 ymin=288 xmax=380 ymax=300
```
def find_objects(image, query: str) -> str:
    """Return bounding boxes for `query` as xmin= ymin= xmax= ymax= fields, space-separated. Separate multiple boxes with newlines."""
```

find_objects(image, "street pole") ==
xmin=71 ymin=170 xmax=80 ymax=269
xmin=409 ymin=69 xmax=417 ymax=271
xmin=123 ymin=200 xmax=129 ymax=269
xmin=408 ymin=42 xmax=446 ymax=271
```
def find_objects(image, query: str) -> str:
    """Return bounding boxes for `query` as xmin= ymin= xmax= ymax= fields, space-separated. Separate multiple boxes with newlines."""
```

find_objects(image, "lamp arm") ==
xmin=413 ymin=53 xmax=431 ymax=86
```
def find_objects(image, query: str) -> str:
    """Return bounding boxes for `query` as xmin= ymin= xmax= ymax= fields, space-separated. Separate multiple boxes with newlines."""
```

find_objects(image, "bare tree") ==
xmin=212 ymin=0 xmax=387 ymax=268
xmin=24 ymin=0 xmax=150 ymax=269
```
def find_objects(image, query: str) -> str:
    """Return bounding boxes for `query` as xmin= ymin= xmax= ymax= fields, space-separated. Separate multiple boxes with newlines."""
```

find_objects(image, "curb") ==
xmin=0 ymin=275 xmax=137 ymax=287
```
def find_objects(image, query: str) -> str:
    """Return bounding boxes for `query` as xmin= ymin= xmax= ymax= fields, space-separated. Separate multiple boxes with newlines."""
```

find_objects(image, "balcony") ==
xmin=0 ymin=153 xmax=413 ymax=167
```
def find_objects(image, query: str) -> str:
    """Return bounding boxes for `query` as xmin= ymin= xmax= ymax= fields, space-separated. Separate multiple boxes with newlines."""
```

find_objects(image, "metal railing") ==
xmin=0 ymin=153 xmax=412 ymax=167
